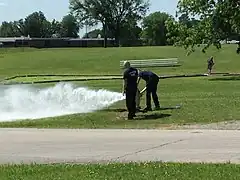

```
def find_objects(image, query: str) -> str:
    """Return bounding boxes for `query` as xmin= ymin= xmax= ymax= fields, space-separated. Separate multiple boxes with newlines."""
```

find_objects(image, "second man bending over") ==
xmin=137 ymin=70 xmax=160 ymax=112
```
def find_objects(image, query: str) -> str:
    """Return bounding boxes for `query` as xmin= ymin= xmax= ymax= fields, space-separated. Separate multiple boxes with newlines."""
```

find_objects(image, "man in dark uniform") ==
xmin=122 ymin=61 xmax=138 ymax=120
xmin=137 ymin=70 xmax=160 ymax=112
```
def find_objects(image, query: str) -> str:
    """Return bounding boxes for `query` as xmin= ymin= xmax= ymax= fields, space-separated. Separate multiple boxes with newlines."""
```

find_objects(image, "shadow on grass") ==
xmin=136 ymin=113 xmax=171 ymax=120
xmin=209 ymin=76 xmax=240 ymax=81
xmin=102 ymin=108 xmax=127 ymax=113
xmin=104 ymin=106 xmax=180 ymax=113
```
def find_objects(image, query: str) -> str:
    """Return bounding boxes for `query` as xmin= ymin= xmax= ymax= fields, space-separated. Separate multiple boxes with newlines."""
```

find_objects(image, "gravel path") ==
xmin=170 ymin=120 xmax=240 ymax=130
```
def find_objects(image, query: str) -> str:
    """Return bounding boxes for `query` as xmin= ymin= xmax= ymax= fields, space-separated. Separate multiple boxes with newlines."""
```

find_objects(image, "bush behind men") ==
xmin=122 ymin=61 xmax=160 ymax=120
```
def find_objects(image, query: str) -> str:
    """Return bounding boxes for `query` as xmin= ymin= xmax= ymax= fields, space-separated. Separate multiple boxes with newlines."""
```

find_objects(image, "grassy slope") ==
xmin=0 ymin=162 xmax=239 ymax=180
xmin=0 ymin=45 xmax=239 ymax=78
xmin=0 ymin=45 xmax=240 ymax=128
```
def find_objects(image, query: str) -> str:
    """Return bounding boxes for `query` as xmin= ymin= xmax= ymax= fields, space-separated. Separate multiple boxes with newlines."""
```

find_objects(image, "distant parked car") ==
xmin=227 ymin=40 xmax=239 ymax=44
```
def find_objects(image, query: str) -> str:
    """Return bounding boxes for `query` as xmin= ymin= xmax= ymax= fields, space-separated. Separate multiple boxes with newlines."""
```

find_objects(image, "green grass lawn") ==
xmin=1 ymin=75 xmax=240 ymax=129
xmin=0 ymin=162 xmax=239 ymax=180
xmin=0 ymin=45 xmax=240 ymax=128
xmin=0 ymin=45 xmax=239 ymax=79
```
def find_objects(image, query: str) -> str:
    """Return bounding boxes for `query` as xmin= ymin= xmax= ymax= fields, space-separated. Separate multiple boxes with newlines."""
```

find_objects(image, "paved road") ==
xmin=0 ymin=128 xmax=240 ymax=164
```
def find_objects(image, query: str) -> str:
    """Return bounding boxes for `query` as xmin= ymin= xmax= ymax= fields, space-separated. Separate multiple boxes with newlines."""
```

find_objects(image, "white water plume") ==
xmin=0 ymin=82 xmax=125 ymax=122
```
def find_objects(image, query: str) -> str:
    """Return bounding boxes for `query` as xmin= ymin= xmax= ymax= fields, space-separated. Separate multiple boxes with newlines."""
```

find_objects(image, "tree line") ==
xmin=0 ymin=11 xmax=80 ymax=38
xmin=0 ymin=0 xmax=239 ymax=53
xmin=0 ymin=10 xmax=175 ymax=47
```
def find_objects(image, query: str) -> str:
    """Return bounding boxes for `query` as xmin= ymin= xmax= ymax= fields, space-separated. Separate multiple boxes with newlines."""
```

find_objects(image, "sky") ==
xmin=0 ymin=0 xmax=178 ymax=37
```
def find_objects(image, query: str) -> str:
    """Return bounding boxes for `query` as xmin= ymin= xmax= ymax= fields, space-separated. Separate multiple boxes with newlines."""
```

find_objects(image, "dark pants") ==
xmin=126 ymin=89 xmax=137 ymax=118
xmin=208 ymin=64 xmax=213 ymax=70
xmin=146 ymin=78 xmax=160 ymax=109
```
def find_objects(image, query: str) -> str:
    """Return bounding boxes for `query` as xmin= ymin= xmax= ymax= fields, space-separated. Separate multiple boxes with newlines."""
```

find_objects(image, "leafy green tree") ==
xmin=141 ymin=11 xmax=172 ymax=46
xmin=166 ymin=0 xmax=240 ymax=54
xmin=50 ymin=19 xmax=62 ymax=37
xmin=69 ymin=0 xmax=150 ymax=47
xmin=82 ymin=23 xmax=142 ymax=46
xmin=0 ymin=21 xmax=16 ymax=37
xmin=60 ymin=14 xmax=80 ymax=38
xmin=0 ymin=12 xmax=80 ymax=38
xmin=23 ymin=11 xmax=52 ymax=37
xmin=0 ymin=20 xmax=24 ymax=37
xmin=119 ymin=18 xmax=142 ymax=46
xmin=178 ymin=13 xmax=200 ymax=28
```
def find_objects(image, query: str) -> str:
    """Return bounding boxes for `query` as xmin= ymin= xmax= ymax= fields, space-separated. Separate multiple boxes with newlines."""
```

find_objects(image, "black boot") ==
xmin=128 ymin=115 xmax=134 ymax=120
xmin=143 ymin=107 xmax=152 ymax=112
xmin=154 ymin=106 xmax=160 ymax=111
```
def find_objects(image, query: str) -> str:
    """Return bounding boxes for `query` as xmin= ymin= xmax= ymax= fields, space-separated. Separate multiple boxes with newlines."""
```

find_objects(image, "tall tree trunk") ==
xmin=103 ymin=22 xmax=107 ymax=48
xmin=114 ymin=22 xmax=120 ymax=47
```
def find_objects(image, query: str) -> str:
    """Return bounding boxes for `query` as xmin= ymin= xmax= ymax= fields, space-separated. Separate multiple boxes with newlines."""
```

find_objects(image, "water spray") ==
xmin=0 ymin=82 xmax=125 ymax=122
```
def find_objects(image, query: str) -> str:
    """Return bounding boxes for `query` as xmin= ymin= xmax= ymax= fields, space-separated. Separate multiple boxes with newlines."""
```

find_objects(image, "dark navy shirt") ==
xmin=139 ymin=71 xmax=158 ymax=82
xmin=123 ymin=67 xmax=138 ymax=90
